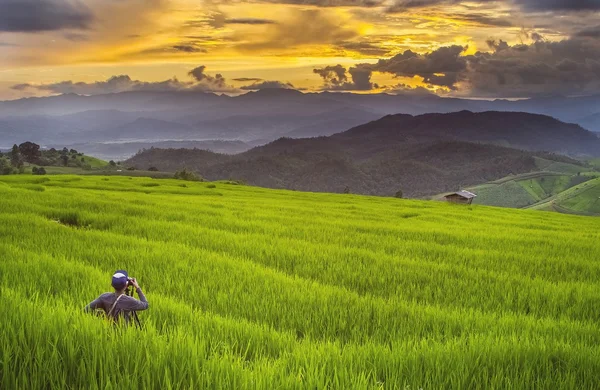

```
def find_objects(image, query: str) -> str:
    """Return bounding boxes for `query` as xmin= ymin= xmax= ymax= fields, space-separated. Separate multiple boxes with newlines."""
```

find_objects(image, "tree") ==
xmin=61 ymin=155 xmax=69 ymax=166
xmin=343 ymin=186 xmax=350 ymax=194
xmin=148 ymin=166 xmax=159 ymax=172
xmin=62 ymin=147 xmax=69 ymax=155
xmin=70 ymin=149 xmax=77 ymax=154
xmin=109 ymin=160 xmax=117 ymax=167
xmin=395 ymin=190 xmax=403 ymax=198
xmin=174 ymin=168 xmax=201 ymax=181
xmin=10 ymin=144 xmax=22 ymax=168
xmin=18 ymin=142 xmax=41 ymax=163
xmin=32 ymin=166 xmax=46 ymax=175
xmin=0 ymin=158 xmax=11 ymax=175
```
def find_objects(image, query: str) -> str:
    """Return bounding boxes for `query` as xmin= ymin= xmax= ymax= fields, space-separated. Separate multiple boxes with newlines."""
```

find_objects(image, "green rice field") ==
xmin=1 ymin=175 xmax=600 ymax=389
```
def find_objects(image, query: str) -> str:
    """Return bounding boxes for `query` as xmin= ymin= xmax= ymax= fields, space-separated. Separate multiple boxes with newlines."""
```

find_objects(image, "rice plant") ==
xmin=1 ymin=175 xmax=599 ymax=389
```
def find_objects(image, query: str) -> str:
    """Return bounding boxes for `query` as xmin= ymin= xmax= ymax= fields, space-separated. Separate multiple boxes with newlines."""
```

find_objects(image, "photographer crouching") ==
xmin=85 ymin=270 xmax=149 ymax=327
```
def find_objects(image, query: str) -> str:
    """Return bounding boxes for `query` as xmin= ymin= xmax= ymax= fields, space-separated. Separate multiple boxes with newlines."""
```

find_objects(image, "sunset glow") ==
xmin=1 ymin=0 xmax=599 ymax=99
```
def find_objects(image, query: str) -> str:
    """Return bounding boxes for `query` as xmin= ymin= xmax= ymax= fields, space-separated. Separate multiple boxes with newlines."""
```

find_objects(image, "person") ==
xmin=85 ymin=270 xmax=149 ymax=325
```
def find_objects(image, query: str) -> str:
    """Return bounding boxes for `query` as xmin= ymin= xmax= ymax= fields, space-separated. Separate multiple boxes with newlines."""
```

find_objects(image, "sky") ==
xmin=0 ymin=0 xmax=599 ymax=100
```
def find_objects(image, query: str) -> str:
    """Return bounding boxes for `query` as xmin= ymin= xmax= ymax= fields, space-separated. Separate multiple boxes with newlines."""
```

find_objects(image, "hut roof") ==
xmin=445 ymin=190 xmax=477 ymax=199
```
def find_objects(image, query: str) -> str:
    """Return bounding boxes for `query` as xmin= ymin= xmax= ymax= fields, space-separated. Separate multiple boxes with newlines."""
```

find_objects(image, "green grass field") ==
xmin=1 ymin=175 xmax=600 ymax=389
xmin=469 ymin=170 xmax=600 ymax=211
xmin=528 ymin=177 xmax=600 ymax=216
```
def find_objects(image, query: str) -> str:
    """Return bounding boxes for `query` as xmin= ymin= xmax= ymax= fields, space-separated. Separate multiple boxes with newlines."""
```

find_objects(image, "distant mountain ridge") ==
xmin=3 ymin=90 xmax=600 ymax=148
xmin=337 ymin=111 xmax=600 ymax=156
xmin=126 ymin=111 xmax=592 ymax=197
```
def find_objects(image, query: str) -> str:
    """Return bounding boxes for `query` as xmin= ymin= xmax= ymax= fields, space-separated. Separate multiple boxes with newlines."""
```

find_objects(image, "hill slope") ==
xmin=337 ymin=110 xmax=600 ymax=156
xmin=127 ymin=111 xmax=591 ymax=197
xmin=4 ymin=91 xmax=600 ymax=146
xmin=1 ymin=175 xmax=599 ymax=388
xmin=528 ymin=176 xmax=600 ymax=216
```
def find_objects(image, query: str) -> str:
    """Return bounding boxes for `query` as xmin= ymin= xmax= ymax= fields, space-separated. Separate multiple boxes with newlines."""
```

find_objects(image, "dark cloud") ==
xmin=313 ymin=65 xmax=348 ymax=86
xmin=453 ymin=13 xmax=514 ymax=27
xmin=486 ymin=39 xmax=510 ymax=52
xmin=188 ymin=66 xmax=232 ymax=90
xmin=13 ymin=66 xmax=239 ymax=95
xmin=172 ymin=45 xmax=207 ymax=53
xmin=313 ymin=64 xmax=378 ymax=90
xmin=141 ymin=42 xmax=208 ymax=55
xmin=315 ymin=34 xmax=600 ymax=97
xmin=0 ymin=0 xmax=93 ymax=33
xmin=367 ymin=45 xmax=467 ymax=90
xmin=337 ymin=41 xmax=390 ymax=56
xmin=576 ymin=25 xmax=600 ymax=38
xmin=515 ymin=0 xmax=600 ymax=11
xmin=225 ymin=18 xmax=276 ymax=25
xmin=389 ymin=0 xmax=600 ymax=12
xmin=240 ymin=80 xmax=296 ymax=90
xmin=464 ymin=37 xmax=600 ymax=96
xmin=11 ymin=84 xmax=30 ymax=91
xmin=233 ymin=78 xmax=264 ymax=82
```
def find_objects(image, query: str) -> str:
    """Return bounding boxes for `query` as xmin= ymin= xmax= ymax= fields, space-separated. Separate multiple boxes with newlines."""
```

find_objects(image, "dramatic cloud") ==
xmin=464 ymin=37 xmax=600 ymax=97
xmin=240 ymin=80 xmax=296 ymax=90
xmin=313 ymin=64 xmax=378 ymax=90
xmin=367 ymin=45 xmax=467 ymax=90
xmin=188 ymin=65 xmax=230 ymax=90
xmin=0 ymin=0 xmax=93 ymax=32
xmin=516 ymin=0 xmax=600 ymax=11
xmin=314 ymin=65 xmax=348 ymax=86
xmin=237 ymin=9 xmax=358 ymax=51
xmin=312 ymin=30 xmax=600 ymax=97
xmin=13 ymin=66 xmax=238 ymax=95
xmin=389 ymin=0 xmax=600 ymax=12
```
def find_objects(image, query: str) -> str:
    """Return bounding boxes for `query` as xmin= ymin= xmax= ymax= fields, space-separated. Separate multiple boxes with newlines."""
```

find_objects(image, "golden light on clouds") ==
xmin=0 ymin=0 xmax=598 ymax=99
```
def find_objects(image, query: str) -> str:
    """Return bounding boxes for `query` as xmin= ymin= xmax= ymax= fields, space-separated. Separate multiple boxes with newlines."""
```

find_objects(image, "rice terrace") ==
xmin=1 ymin=175 xmax=599 ymax=389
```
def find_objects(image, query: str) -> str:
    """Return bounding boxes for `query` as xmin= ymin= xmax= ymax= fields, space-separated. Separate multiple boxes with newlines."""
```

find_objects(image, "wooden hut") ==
xmin=444 ymin=190 xmax=477 ymax=205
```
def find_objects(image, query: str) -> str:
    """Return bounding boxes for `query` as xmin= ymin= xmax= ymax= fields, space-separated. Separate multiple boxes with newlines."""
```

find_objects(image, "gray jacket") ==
xmin=85 ymin=288 xmax=149 ymax=324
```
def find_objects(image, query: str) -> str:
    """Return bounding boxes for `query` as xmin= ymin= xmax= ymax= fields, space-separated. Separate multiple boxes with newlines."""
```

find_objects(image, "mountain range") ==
xmin=125 ymin=111 xmax=594 ymax=197
xmin=3 ymin=90 xmax=600 ymax=160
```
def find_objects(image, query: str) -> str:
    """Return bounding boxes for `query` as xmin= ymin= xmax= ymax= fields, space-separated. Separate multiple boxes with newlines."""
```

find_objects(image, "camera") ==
xmin=127 ymin=277 xmax=135 ymax=287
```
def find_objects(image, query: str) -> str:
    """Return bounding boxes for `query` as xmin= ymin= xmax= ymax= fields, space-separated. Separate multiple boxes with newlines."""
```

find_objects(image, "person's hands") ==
xmin=130 ymin=278 xmax=140 ymax=289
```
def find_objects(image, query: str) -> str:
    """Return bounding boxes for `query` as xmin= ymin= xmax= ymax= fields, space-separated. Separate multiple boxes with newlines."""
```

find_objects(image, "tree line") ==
xmin=0 ymin=142 xmax=92 ymax=175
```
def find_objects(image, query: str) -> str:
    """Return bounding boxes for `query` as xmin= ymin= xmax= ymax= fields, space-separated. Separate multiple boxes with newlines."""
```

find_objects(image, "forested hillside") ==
xmin=127 ymin=111 xmax=591 ymax=197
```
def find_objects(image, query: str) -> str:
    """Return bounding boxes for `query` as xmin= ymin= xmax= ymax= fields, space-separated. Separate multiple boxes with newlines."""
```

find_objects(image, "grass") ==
xmin=469 ymin=181 xmax=535 ymax=208
xmin=533 ymin=157 xmax=591 ymax=175
xmin=588 ymin=158 xmax=600 ymax=170
xmin=469 ymin=170 xmax=600 ymax=212
xmin=83 ymin=155 xmax=109 ymax=168
xmin=553 ymin=177 xmax=600 ymax=215
xmin=1 ymin=175 xmax=600 ymax=389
